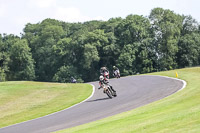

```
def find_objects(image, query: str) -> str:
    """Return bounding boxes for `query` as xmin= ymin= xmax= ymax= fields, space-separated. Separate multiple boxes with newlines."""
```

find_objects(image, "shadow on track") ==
xmin=86 ymin=97 xmax=111 ymax=102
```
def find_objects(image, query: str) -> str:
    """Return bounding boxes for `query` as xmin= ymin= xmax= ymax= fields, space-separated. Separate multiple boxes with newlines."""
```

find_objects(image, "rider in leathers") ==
xmin=100 ymin=67 xmax=109 ymax=79
xmin=98 ymin=75 xmax=116 ymax=93
xmin=113 ymin=66 xmax=120 ymax=78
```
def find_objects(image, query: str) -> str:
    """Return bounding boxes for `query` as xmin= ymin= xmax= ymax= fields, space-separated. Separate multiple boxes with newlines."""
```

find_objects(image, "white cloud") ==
xmin=53 ymin=7 xmax=106 ymax=22
xmin=53 ymin=7 xmax=90 ymax=22
xmin=29 ymin=0 xmax=56 ymax=8
xmin=0 ymin=4 xmax=6 ymax=17
xmin=94 ymin=16 xmax=106 ymax=21
xmin=15 ymin=16 xmax=37 ymax=26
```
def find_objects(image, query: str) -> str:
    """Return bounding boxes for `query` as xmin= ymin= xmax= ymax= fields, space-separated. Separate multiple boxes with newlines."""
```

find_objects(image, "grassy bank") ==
xmin=0 ymin=81 xmax=93 ymax=128
xmin=56 ymin=67 xmax=200 ymax=133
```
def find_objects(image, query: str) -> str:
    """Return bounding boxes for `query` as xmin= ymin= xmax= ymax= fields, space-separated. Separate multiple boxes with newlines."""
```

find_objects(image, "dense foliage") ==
xmin=0 ymin=8 xmax=200 ymax=82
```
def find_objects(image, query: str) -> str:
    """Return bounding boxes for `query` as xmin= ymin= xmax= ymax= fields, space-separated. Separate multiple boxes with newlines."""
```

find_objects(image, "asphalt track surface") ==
xmin=0 ymin=75 xmax=184 ymax=133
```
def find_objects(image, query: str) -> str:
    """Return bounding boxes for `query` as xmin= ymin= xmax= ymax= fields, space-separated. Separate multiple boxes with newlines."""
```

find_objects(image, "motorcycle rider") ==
xmin=98 ymin=75 xmax=108 ymax=93
xmin=100 ymin=66 xmax=109 ymax=79
xmin=98 ymin=75 xmax=116 ymax=94
xmin=71 ymin=77 xmax=77 ymax=83
xmin=113 ymin=66 xmax=120 ymax=78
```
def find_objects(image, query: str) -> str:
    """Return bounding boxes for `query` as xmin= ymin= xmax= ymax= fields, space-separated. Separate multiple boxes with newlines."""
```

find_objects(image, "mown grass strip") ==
xmin=0 ymin=81 xmax=92 ymax=128
xmin=56 ymin=67 xmax=200 ymax=133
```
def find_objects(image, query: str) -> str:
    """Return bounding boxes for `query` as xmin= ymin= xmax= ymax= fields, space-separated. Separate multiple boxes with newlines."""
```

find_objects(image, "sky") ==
xmin=0 ymin=0 xmax=200 ymax=36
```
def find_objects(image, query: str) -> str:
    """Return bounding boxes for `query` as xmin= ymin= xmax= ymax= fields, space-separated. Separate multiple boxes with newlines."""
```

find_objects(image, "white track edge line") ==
xmin=144 ymin=75 xmax=187 ymax=93
xmin=0 ymin=83 xmax=95 ymax=129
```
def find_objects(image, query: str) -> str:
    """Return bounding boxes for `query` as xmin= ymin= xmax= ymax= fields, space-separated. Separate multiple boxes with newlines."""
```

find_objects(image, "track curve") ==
xmin=0 ymin=75 xmax=184 ymax=133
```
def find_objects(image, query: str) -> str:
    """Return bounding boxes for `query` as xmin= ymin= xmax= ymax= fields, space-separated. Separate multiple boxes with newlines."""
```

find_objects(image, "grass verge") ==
xmin=0 ymin=81 xmax=93 ymax=128
xmin=56 ymin=67 xmax=200 ymax=133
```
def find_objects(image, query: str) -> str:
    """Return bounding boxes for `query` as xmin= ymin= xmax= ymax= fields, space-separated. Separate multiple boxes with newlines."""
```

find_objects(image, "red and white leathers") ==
xmin=103 ymin=71 xmax=109 ymax=79
xmin=98 ymin=75 xmax=116 ymax=93
xmin=100 ymin=67 xmax=109 ymax=79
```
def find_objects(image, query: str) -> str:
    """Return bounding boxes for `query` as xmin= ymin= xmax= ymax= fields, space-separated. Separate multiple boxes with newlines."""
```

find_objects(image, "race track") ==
xmin=0 ymin=75 xmax=184 ymax=133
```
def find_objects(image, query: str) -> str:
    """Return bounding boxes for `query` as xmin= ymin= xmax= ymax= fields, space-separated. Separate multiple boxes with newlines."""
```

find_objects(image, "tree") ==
xmin=135 ymin=38 xmax=154 ymax=73
xmin=115 ymin=15 xmax=151 ymax=46
xmin=100 ymin=18 xmax=122 ymax=69
xmin=177 ymin=33 xmax=200 ymax=67
xmin=181 ymin=15 xmax=199 ymax=35
xmin=23 ymin=19 xmax=65 ymax=81
xmin=115 ymin=15 xmax=153 ymax=74
xmin=0 ymin=35 xmax=9 ymax=81
xmin=0 ymin=34 xmax=18 ymax=81
xmin=8 ymin=39 xmax=35 ymax=80
xmin=0 ymin=51 xmax=9 ymax=81
xmin=53 ymin=65 xmax=83 ymax=83
xmin=149 ymin=8 xmax=183 ymax=70
xmin=83 ymin=44 xmax=100 ymax=69
xmin=117 ymin=44 xmax=136 ymax=75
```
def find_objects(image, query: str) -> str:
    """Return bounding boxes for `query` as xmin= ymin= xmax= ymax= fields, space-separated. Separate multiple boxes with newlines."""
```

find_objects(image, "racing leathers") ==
xmin=98 ymin=78 xmax=116 ymax=93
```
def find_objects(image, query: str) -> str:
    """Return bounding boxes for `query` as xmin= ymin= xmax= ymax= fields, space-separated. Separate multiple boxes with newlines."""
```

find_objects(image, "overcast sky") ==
xmin=0 ymin=0 xmax=200 ymax=36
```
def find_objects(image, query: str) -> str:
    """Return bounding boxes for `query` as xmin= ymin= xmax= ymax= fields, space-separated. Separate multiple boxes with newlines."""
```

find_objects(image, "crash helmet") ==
xmin=99 ymin=75 xmax=104 ymax=81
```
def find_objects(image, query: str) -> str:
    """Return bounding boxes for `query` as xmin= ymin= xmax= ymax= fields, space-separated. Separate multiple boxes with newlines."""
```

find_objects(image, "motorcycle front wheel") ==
xmin=106 ymin=89 xmax=112 ymax=99
xmin=108 ymin=86 xmax=117 ymax=97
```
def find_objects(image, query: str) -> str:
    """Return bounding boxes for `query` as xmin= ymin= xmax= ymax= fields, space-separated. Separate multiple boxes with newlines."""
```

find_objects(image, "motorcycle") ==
xmin=71 ymin=77 xmax=77 ymax=83
xmin=113 ymin=70 xmax=120 ymax=78
xmin=99 ymin=83 xmax=117 ymax=99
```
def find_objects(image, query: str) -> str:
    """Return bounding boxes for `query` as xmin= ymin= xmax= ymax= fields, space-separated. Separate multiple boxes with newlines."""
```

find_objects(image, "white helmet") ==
xmin=99 ymin=75 xmax=104 ymax=81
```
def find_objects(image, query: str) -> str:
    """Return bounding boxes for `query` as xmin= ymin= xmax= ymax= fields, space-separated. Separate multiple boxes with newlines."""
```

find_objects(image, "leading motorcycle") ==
xmin=99 ymin=83 xmax=117 ymax=99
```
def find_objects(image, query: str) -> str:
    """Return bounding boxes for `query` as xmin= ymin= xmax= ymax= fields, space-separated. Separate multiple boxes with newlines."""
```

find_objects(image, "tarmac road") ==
xmin=0 ymin=75 xmax=184 ymax=133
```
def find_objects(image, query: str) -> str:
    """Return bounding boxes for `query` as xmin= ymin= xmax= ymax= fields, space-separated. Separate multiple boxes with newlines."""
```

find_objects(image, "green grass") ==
xmin=0 ymin=81 xmax=93 ymax=128
xmin=55 ymin=67 xmax=200 ymax=133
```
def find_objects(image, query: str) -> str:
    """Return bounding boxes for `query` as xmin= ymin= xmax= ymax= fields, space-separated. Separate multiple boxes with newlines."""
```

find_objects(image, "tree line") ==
xmin=1 ymin=8 xmax=200 ymax=82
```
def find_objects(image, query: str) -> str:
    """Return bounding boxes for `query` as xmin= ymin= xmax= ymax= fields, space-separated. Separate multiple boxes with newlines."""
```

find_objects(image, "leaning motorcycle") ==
xmin=99 ymin=83 xmax=117 ymax=99
xmin=113 ymin=70 xmax=120 ymax=78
